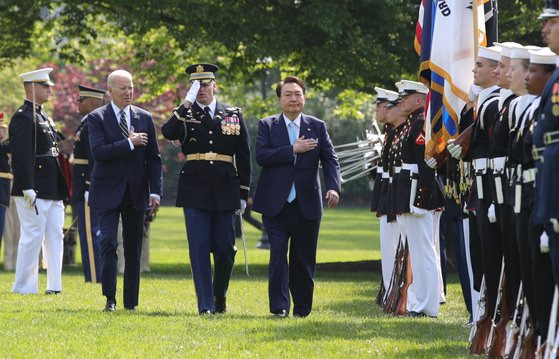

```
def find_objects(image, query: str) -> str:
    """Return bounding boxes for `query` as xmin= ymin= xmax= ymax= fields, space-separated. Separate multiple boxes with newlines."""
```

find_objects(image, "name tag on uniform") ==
xmin=185 ymin=119 xmax=201 ymax=124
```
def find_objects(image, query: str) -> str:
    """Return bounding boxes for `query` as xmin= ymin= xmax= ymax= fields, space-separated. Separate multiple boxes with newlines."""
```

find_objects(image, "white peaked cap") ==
xmin=385 ymin=90 xmax=399 ymax=102
xmin=374 ymin=87 xmax=390 ymax=101
xmin=19 ymin=68 xmax=54 ymax=86
xmin=511 ymin=46 xmax=541 ymax=60
xmin=478 ymin=46 xmax=502 ymax=62
xmin=396 ymin=79 xmax=428 ymax=95
xmin=493 ymin=42 xmax=523 ymax=58
xmin=529 ymin=47 xmax=558 ymax=65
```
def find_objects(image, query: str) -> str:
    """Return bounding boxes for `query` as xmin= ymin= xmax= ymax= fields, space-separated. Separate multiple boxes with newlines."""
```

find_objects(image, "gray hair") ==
xmin=107 ymin=69 xmax=133 ymax=89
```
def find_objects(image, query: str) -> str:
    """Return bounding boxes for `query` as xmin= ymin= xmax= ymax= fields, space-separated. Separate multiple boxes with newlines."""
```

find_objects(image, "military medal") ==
xmin=553 ymin=104 xmax=559 ymax=117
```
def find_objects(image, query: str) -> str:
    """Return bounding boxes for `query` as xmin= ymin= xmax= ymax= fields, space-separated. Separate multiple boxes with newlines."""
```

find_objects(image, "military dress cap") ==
xmin=78 ymin=85 xmax=106 ymax=100
xmin=477 ymin=46 xmax=502 ymax=62
xmin=396 ymin=79 xmax=429 ymax=95
xmin=493 ymin=42 xmax=523 ymax=58
xmin=374 ymin=87 xmax=390 ymax=103
xmin=385 ymin=89 xmax=401 ymax=107
xmin=540 ymin=0 xmax=559 ymax=18
xmin=511 ymin=45 xmax=542 ymax=60
xmin=19 ymin=67 xmax=54 ymax=86
xmin=185 ymin=63 xmax=219 ymax=83
xmin=529 ymin=47 xmax=558 ymax=64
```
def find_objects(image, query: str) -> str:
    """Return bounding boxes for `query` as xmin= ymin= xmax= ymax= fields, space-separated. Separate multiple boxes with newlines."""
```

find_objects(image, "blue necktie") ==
xmin=287 ymin=122 xmax=297 ymax=203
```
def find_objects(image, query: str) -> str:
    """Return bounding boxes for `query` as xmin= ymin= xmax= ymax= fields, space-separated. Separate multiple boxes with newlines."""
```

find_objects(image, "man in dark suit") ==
xmin=161 ymin=63 xmax=251 ymax=315
xmin=10 ymin=67 xmax=69 ymax=294
xmin=72 ymin=85 xmax=106 ymax=283
xmin=87 ymin=69 xmax=162 ymax=311
xmin=253 ymin=76 xmax=341 ymax=318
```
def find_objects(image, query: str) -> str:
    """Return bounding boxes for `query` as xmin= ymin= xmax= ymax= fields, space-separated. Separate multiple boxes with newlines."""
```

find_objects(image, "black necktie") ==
xmin=119 ymin=110 xmax=128 ymax=138
xmin=204 ymin=106 xmax=211 ymax=120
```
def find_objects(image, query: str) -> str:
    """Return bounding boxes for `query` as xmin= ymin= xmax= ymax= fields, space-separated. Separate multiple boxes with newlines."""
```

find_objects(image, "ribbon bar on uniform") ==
xmin=73 ymin=158 xmax=89 ymax=165
xmin=186 ymin=152 xmax=233 ymax=163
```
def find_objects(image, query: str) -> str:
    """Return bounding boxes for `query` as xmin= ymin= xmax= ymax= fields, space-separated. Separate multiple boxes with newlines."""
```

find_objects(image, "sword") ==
xmin=84 ymin=200 xmax=97 ymax=283
xmin=237 ymin=209 xmax=249 ymax=276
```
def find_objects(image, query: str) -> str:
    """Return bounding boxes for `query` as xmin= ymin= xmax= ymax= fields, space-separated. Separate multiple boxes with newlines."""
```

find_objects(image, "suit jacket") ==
xmin=9 ymin=100 xmax=68 ymax=201
xmin=87 ymin=103 xmax=162 ymax=210
xmin=161 ymin=101 xmax=251 ymax=210
xmin=252 ymin=113 xmax=340 ymax=220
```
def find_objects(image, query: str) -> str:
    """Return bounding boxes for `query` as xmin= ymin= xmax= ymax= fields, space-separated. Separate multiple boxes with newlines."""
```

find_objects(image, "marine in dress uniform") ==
xmin=9 ymin=68 xmax=69 ymax=294
xmin=370 ymin=87 xmax=400 ymax=300
xmin=161 ymin=63 xmax=251 ymax=315
xmin=0 ymin=113 xmax=11 ymax=251
xmin=72 ymin=85 xmax=106 ymax=282
xmin=394 ymin=80 xmax=443 ymax=318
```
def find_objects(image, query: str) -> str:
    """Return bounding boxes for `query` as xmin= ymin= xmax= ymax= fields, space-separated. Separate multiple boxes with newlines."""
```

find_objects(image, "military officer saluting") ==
xmin=161 ymin=63 xmax=251 ymax=315
xmin=72 ymin=85 xmax=106 ymax=283
xmin=10 ymin=68 xmax=69 ymax=294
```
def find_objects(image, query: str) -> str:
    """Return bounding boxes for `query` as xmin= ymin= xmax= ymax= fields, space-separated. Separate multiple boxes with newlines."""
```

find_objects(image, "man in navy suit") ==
xmin=87 ymin=69 xmax=162 ymax=311
xmin=253 ymin=76 xmax=341 ymax=318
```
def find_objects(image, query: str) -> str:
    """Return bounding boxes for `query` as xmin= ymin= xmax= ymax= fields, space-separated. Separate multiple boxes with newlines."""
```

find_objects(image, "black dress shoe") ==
xmin=104 ymin=300 xmax=116 ymax=312
xmin=215 ymin=296 xmax=226 ymax=314
xmin=272 ymin=309 xmax=288 ymax=318
xmin=407 ymin=311 xmax=436 ymax=319
xmin=293 ymin=312 xmax=308 ymax=318
xmin=124 ymin=306 xmax=136 ymax=311
xmin=45 ymin=290 xmax=61 ymax=295
xmin=199 ymin=309 xmax=214 ymax=316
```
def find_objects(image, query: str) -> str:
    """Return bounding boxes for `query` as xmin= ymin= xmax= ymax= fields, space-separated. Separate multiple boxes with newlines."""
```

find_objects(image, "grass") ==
xmin=0 ymin=207 xmax=470 ymax=358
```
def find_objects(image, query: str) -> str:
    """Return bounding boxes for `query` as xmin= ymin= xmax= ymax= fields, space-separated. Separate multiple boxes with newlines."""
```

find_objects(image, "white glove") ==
xmin=540 ymin=232 xmax=550 ymax=253
xmin=84 ymin=190 xmax=89 ymax=203
xmin=487 ymin=203 xmax=497 ymax=223
xmin=468 ymin=84 xmax=483 ymax=102
xmin=551 ymin=218 xmax=559 ymax=233
xmin=410 ymin=205 xmax=428 ymax=217
xmin=184 ymin=80 xmax=201 ymax=104
xmin=22 ymin=189 xmax=36 ymax=207
xmin=240 ymin=199 xmax=247 ymax=215
xmin=447 ymin=139 xmax=463 ymax=159
xmin=425 ymin=157 xmax=437 ymax=169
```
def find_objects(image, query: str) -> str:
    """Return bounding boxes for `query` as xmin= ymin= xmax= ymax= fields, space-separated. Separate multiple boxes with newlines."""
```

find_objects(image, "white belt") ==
xmin=377 ymin=169 xmax=384 ymax=176
xmin=382 ymin=172 xmax=389 ymax=179
xmin=394 ymin=166 xmax=401 ymax=174
xmin=473 ymin=158 xmax=488 ymax=174
xmin=490 ymin=156 xmax=507 ymax=173
xmin=401 ymin=163 xmax=418 ymax=174
xmin=522 ymin=168 xmax=536 ymax=183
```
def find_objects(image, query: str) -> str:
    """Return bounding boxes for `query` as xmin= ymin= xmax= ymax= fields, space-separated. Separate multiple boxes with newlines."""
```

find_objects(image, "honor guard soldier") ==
xmin=73 ymin=85 xmax=106 ymax=283
xmin=371 ymin=88 xmax=401 ymax=305
xmin=0 ymin=113 xmax=11 ymax=251
xmin=448 ymin=46 xmax=502 ymax=321
xmin=395 ymin=80 xmax=443 ymax=318
xmin=536 ymin=1 xmax=559 ymax=290
xmin=10 ymin=68 xmax=69 ymax=294
xmin=161 ymin=63 xmax=251 ymax=315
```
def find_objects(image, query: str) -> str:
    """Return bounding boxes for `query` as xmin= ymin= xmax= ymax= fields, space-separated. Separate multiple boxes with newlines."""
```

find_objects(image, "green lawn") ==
xmin=0 ymin=207 xmax=470 ymax=358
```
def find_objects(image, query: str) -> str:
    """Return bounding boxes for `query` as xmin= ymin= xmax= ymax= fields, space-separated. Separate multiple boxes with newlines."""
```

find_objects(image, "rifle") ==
xmin=513 ymin=303 xmax=530 ymax=359
xmin=487 ymin=258 xmax=509 ymax=357
xmin=543 ymin=286 xmax=559 ymax=359
xmin=469 ymin=276 xmax=486 ymax=343
xmin=453 ymin=122 xmax=475 ymax=159
xmin=383 ymin=237 xmax=405 ymax=314
xmin=394 ymin=240 xmax=412 ymax=317
xmin=469 ymin=277 xmax=492 ymax=355
xmin=505 ymin=282 xmax=524 ymax=357
xmin=376 ymin=277 xmax=386 ymax=307
xmin=520 ymin=325 xmax=536 ymax=359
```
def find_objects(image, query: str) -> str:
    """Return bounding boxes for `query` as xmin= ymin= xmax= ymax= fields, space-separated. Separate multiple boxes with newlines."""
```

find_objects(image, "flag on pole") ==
xmin=415 ymin=0 xmax=497 ymax=159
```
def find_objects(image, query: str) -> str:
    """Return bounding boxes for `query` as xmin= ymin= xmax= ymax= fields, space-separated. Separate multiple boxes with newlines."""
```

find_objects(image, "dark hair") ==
xmin=276 ymin=76 xmax=306 ymax=97
xmin=543 ymin=64 xmax=556 ymax=73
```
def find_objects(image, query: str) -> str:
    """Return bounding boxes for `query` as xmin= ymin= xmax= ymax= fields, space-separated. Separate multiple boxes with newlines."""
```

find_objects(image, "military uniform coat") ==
xmin=9 ymin=100 xmax=68 ymax=201
xmin=161 ymin=102 xmax=251 ymax=211
xmin=71 ymin=118 xmax=94 ymax=204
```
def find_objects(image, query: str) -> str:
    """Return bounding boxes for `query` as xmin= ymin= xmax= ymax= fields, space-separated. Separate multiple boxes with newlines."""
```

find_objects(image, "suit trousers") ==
xmin=379 ymin=215 xmax=399 ymax=297
xmin=184 ymin=208 xmax=236 ymax=313
xmin=97 ymin=188 xmax=144 ymax=308
xmin=398 ymin=211 xmax=440 ymax=317
xmin=12 ymin=197 xmax=64 ymax=294
xmin=77 ymin=201 xmax=101 ymax=282
xmin=263 ymin=200 xmax=320 ymax=316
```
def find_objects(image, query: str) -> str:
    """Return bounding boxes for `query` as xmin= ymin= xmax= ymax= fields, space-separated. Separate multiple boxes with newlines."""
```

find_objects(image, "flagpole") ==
xmin=473 ymin=0 xmax=479 ymax=57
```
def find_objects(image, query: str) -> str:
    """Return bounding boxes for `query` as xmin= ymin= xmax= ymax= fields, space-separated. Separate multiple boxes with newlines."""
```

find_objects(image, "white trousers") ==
xmin=433 ymin=210 xmax=446 ymax=303
xmin=399 ymin=211 xmax=440 ymax=316
xmin=12 ymin=197 xmax=64 ymax=294
xmin=379 ymin=215 xmax=399 ymax=292
xmin=3 ymin=196 xmax=20 ymax=270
